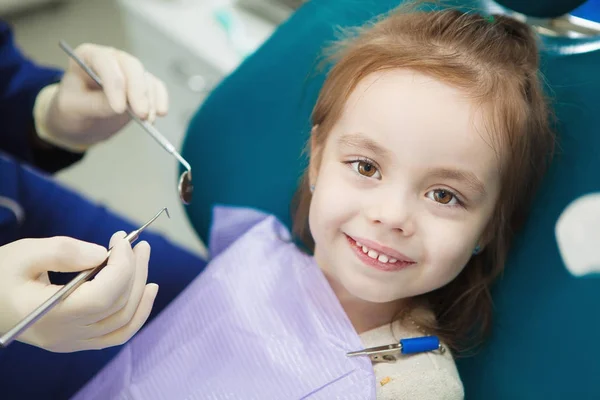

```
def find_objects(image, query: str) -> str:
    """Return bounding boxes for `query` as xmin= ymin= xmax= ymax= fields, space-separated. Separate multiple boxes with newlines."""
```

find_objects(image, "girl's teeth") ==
xmin=354 ymin=238 xmax=400 ymax=263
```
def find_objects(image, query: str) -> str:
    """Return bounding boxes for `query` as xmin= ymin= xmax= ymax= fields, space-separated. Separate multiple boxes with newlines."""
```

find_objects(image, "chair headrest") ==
xmin=493 ymin=0 xmax=587 ymax=18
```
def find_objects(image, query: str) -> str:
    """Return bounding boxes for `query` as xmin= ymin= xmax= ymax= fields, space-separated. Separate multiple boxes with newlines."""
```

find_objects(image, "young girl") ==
xmin=73 ymin=3 xmax=555 ymax=399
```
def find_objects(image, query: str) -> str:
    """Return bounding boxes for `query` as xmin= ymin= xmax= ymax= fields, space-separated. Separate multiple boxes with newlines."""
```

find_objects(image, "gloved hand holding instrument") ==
xmin=0 ymin=208 xmax=168 ymax=352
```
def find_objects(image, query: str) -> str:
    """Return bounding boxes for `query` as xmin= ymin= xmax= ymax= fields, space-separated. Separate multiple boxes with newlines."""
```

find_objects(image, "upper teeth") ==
xmin=355 ymin=241 xmax=398 ymax=263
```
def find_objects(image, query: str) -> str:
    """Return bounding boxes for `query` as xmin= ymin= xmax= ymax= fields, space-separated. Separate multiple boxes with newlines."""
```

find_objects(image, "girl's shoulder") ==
xmin=360 ymin=317 xmax=464 ymax=400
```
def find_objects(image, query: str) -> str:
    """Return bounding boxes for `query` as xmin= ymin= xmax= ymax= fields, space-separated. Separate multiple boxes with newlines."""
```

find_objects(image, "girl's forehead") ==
xmin=334 ymin=70 xmax=489 ymax=148
xmin=342 ymin=69 xmax=477 ymax=124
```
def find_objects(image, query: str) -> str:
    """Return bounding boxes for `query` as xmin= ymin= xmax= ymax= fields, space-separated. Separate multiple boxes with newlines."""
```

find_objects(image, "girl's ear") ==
xmin=309 ymin=125 xmax=322 ymax=187
xmin=478 ymin=213 xmax=499 ymax=253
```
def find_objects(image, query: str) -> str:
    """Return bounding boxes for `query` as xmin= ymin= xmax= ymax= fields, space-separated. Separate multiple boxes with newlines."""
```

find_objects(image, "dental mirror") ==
xmin=178 ymin=170 xmax=193 ymax=205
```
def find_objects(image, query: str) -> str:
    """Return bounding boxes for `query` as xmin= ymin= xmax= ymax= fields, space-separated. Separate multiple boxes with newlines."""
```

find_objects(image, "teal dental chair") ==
xmin=180 ymin=0 xmax=600 ymax=398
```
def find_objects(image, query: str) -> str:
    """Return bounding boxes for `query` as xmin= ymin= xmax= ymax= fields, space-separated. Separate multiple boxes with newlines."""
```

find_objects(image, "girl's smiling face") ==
xmin=308 ymin=69 xmax=502 ymax=305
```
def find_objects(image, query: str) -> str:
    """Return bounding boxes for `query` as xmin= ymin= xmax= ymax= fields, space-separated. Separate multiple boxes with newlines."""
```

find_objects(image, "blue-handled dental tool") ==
xmin=346 ymin=335 xmax=444 ymax=363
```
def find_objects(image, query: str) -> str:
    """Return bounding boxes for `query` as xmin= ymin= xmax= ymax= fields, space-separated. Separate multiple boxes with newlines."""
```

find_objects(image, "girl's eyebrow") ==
xmin=426 ymin=167 xmax=487 ymax=197
xmin=337 ymin=133 xmax=391 ymax=160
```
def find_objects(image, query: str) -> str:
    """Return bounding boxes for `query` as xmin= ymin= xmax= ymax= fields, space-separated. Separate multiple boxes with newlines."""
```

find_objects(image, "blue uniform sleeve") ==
xmin=0 ymin=20 xmax=85 ymax=173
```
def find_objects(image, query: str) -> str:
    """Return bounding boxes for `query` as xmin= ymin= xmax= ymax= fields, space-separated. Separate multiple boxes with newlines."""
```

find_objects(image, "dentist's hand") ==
xmin=0 ymin=232 xmax=158 ymax=352
xmin=33 ymin=43 xmax=169 ymax=152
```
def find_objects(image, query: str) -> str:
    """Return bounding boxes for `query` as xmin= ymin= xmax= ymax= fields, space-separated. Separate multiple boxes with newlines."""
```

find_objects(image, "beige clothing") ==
xmin=359 ymin=321 xmax=464 ymax=399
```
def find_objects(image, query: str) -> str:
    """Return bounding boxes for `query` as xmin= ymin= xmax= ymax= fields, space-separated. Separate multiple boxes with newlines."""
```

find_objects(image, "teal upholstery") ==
xmin=181 ymin=0 xmax=600 ymax=398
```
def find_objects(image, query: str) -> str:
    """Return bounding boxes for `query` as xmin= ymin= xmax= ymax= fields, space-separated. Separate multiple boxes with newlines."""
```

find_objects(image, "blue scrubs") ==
xmin=0 ymin=20 xmax=207 ymax=399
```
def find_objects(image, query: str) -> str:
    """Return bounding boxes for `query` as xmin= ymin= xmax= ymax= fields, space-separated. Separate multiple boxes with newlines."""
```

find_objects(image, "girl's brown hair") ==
xmin=291 ymin=2 xmax=556 ymax=355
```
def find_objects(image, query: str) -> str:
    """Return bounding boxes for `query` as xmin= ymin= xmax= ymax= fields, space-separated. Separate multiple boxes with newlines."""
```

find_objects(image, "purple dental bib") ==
xmin=73 ymin=206 xmax=375 ymax=399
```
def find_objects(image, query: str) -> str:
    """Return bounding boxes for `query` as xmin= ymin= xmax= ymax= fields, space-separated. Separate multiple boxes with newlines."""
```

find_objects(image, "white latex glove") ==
xmin=0 ymin=232 xmax=158 ymax=352
xmin=33 ymin=43 xmax=169 ymax=152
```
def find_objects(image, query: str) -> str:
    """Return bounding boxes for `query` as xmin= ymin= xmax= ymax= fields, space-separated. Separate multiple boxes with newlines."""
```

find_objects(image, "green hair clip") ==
xmin=484 ymin=15 xmax=495 ymax=23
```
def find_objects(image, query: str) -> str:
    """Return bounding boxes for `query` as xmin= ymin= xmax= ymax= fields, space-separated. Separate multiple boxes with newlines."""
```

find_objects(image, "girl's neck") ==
xmin=324 ymin=272 xmax=404 ymax=334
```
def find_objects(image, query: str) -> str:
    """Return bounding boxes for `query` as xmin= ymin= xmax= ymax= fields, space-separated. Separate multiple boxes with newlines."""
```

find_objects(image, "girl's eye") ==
xmin=350 ymin=160 xmax=381 ymax=179
xmin=426 ymin=189 xmax=460 ymax=206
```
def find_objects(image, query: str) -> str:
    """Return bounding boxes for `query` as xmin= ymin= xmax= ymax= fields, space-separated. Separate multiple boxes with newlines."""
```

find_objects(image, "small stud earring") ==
xmin=310 ymin=184 xmax=315 ymax=193
xmin=473 ymin=245 xmax=481 ymax=255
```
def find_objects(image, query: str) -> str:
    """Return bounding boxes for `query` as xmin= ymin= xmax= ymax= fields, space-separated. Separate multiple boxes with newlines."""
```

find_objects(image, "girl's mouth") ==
xmin=345 ymin=235 xmax=416 ymax=272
